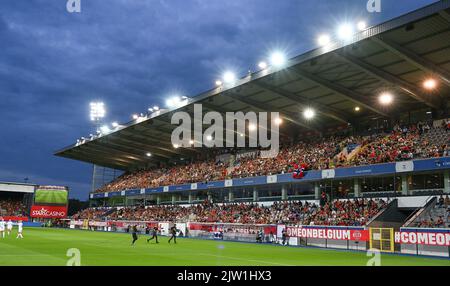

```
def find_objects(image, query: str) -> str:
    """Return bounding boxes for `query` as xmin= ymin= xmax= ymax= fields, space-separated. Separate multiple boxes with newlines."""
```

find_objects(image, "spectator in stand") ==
xmin=94 ymin=122 xmax=448 ymax=194
xmin=73 ymin=198 xmax=387 ymax=227
xmin=0 ymin=199 xmax=27 ymax=216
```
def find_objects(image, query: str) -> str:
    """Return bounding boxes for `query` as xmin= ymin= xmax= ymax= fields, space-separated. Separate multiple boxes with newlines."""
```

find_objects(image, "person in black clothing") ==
xmin=147 ymin=226 xmax=159 ymax=244
xmin=131 ymin=225 xmax=139 ymax=245
xmin=281 ymin=228 xmax=288 ymax=246
xmin=168 ymin=226 xmax=177 ymax=244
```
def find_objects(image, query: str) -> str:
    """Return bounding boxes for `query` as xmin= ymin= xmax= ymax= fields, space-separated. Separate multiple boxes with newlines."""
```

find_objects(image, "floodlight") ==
xmin=90 ymin=102 xmax=105 ymax=121
xmin=270 ymin=52 xmax=286 ymax=67
xmin=337 ymin=23 xmax=354 ymax=40
xmin=423 ymin=79 xmax=437 ymax=90
xmin=223 ymin=72 xmax=236 ymax=84
xmin=379 ymin=92 xmax=393 ymax=105
xmin=303 ymin=108 xmax=315 ymax=119
xmin=357 ymin=21 xmax=367 ymax=31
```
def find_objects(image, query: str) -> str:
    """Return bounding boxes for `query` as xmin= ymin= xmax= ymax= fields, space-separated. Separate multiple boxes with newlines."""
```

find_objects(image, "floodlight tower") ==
xmin=90 ymin=102 xmax=106 ymax=133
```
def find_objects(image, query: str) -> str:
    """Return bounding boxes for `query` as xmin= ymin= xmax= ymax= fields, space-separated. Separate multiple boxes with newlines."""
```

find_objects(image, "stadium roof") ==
xmin=56 ymin=1 xmax=450 ymax=171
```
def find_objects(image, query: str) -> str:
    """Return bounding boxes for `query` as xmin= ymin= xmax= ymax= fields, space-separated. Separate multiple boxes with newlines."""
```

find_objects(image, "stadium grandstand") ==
xmin=0 ymin=182 xmax=33 ymax=219
xmin=56 ymin=1 xmax=450 ymax=258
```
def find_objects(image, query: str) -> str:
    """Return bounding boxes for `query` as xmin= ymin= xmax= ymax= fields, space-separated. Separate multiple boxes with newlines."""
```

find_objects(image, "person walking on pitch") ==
xmin=147 ymin=226 xmax=159 ymax=244
xmin=131 ymin=225 xmax=139 ymax=245
xmin=168 ymin=226 xmax=177 ymax=244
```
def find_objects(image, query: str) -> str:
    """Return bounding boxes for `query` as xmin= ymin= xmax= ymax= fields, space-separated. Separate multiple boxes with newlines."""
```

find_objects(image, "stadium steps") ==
xmin=368 ymin=199 xmax=416 ymax=230
xmin=403 ymin=196 xmax=437 ymax=227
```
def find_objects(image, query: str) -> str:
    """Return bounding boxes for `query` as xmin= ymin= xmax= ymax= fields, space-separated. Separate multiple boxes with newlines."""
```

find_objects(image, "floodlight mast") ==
xmin=90 ymin=102 xmax=106 ymax=133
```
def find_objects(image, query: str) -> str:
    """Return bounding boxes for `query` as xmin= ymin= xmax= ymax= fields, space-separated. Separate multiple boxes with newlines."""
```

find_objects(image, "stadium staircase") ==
xmin=367 ymin=199 xmax=417 ymax=230
xmin=403 ymin=197 xmax=449 ymax=227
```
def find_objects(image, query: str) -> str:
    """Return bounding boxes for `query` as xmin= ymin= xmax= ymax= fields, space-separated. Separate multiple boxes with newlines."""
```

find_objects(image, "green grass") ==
xmin=0 ymin=228 xmax=449 ymax=266
xmin=34 ymin=190 xmax=68 ymax=205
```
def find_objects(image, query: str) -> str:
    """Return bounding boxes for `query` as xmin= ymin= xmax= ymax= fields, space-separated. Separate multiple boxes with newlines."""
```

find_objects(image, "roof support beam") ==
xmin=336 ymin=50 xmax=441 ymax=109
xmin=254 ymin=81 xmax=350 ymax=124
xmin=372 ymin=36 xmax=450 ymax=87
xmin=438 ymin=10 xmax=450 ymax=23
xmin=78 ymin=146 xmax=142 ymax=164
xmin=201 ymin=100 xmax=292 ymax=138
xmin=121 ymin=131 xmax=196 ymax=157
xmin=71 ymin=149 xmax=137 ymax=167
xmin=107 ymin=137 xmax=172 ymax=159
xmin=222 ymin=91 xmax=319 ymax=131
xmin=288 ymin=67 xmax=390 ymax=117
xmin=58 ymin=151 xmax=129 ymax=170
xmin=102 ymin=137 xmax=170 ymax=159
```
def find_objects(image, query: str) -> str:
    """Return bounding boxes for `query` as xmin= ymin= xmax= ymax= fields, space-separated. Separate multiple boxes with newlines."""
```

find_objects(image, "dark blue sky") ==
xmin=0 ymin=0 xmax=436 ymax=199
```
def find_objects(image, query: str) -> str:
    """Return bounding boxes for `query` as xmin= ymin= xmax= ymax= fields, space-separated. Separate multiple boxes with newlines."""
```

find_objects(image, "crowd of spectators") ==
xmin=73 ymin=198 xmax=387 ymax=227
xmin=415 ymin=195 xmax=450 ymax=228
xmin=95 ymin=122 xmax=448 ymax=193
xmin=0 ymin=199 xmax=28 ymax=216
xmin=72 ymin=207 xmax=111 ymax=220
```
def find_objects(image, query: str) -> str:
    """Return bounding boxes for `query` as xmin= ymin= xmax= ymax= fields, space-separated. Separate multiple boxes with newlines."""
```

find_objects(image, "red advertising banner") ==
xmin=395 ymin=231 xmax=450 ymax=246
xmin=30 ymin=205 xmax=68 ymax=218
xmin=286 ymin=226 xmax=369 ymax=241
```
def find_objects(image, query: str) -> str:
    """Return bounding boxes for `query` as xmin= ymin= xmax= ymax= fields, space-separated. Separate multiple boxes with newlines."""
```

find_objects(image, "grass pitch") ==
xmin=0 ymin=228 xmax=448 ymax=266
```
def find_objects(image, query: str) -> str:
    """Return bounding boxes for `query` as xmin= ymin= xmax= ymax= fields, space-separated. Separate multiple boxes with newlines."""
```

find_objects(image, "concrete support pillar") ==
xmin=354 ymin=178 xmax=361 ymax=198
xmin=401 ymin=175 xmax=409 ymax=196
xmin=171 ymin=194 xmax=176 ymax=204
xmin=444 ymin=170 xmax=450 ymax=194
xmin=156 ymin=195 xmax=161 ymax=205
xmin=188 ymin=194 xmax=193 ymax=204
xmin=314 ymin=183 xmax=320 ymax=200
xmin=228 ymin=190 xmax=234 ymax=202
xmin=207 ymin=192 xmax=213 ymax=202
xmin=281 ymin=185 xmax=288 ymax=201
xmin=253 ymin=187 xmax=258 ymax=202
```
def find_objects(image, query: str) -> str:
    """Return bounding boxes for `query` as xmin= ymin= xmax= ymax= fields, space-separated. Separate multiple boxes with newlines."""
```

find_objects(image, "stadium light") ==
xmin=423 ymin=79 xmax=437 ymax=90
xmin=270 ymin=52 xmax=286 ymax=67
xmin=258 ymin=61 xmax=268 ymax=69
xmin=357 ymin=21 xmax=367 ymax=31
xmin=206 ymin=135 xmax=213 ymax=141
xmin=215 ymin=80 xmax=223 ymax=86
xmin=303 ymin=108 xmax=315 ymax=120
xmin=317 ymin=34 xmax=331 ymax=46
xmin=132 ymin=114 xmax=139 ymax=120
xmin=379 ymin=92 xmax=393 ymax=105
xmin=90 ymin=102 xmax=105 ymax=122
xmin=112 ymin=122 xmax=119 ymax=128
xmin=146 ymin=152 xmax=152 ymax=157
xmin=223 ymin=71 xmax=236 ymax=84
xmin=148 ymin=108 xmax=154 ymax=112
xmin=153 ymin=106 xmax=160 ymax=111
xmin=166 ymin=96 xmax=188 ymax=108
xmin=274 ymin=117 xmax=283 ymax=125
xmin=248 ymin=123 xmax=257 ymax=131
xmin=100 ymin=125 xmax=110 ymax=134
xmin=337 ymin=23 xmax=354 ymax=40
xmin=189 ymin=140 xmax=195 ymax=145
xmin=173 ymin=144 xmax=179 ymax=149
xmin=354 ymin=106 xmax=361 ymax=112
